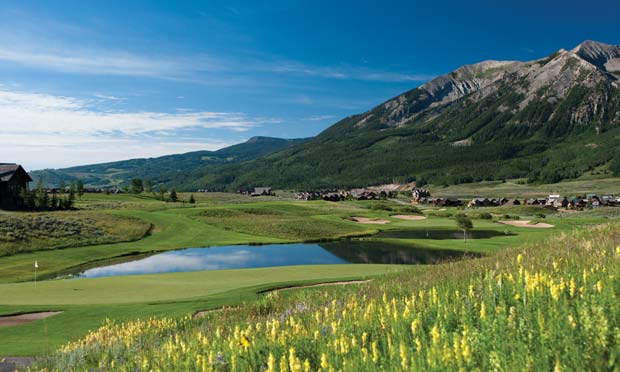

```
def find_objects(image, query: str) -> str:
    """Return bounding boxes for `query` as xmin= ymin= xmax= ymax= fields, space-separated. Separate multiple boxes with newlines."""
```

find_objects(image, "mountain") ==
xmin=31 ymin=136 xmax=307 ymax=188
xmin=181 ymin=40 xmax=620 ymax=190
xmin=32 ymin=40 xmax=620 ymax=191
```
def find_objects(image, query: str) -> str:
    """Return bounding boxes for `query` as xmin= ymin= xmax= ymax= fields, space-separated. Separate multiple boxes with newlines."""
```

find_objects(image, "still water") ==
xmin=75 ymin=241 xmax=479 ymax=279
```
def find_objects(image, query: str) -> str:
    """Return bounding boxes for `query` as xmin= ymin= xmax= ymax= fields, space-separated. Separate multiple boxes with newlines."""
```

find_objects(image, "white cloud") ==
xmin=304 ymin=115 xmax=337 ymax=121
xmin=0 ymin=89 xmax=264 ymax=169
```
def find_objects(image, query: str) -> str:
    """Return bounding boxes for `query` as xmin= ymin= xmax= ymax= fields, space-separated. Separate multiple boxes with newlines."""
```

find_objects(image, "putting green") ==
xmin=0 ymin=264 xmax=403 ymax=305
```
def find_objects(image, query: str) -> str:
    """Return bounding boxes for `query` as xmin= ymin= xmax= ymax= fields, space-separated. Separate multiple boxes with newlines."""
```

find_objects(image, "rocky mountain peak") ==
xmin=571 ymin=40 xmax=620 ymax=75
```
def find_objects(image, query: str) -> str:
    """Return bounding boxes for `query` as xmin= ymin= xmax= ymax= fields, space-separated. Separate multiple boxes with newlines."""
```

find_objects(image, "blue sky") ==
xmin=0 ymin=0 xmax=618 ymax=169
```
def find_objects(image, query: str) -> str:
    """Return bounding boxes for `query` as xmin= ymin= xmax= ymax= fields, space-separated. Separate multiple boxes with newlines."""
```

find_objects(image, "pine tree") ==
xmin=68 ymin=181 xmax=76 ymax=202
xmin=189 ymin=194 xmax=195 ymax=204
xmin=145 ymin=179 xmax=152 ymax=193
xmin=76 ymin=180 xmax=85 ymax=198
xmin=170 ymin=189 xmax=178 ymax=202
xmin=35 ymin=178 xmax=47 ymax=209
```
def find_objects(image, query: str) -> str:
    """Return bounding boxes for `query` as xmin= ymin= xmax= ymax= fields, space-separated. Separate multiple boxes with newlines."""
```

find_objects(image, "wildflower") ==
xmin=372 ymin=341 xmax=379 ymax=364
xmin=320 ymin=353 xmax=329 ymax=369
xmin=569 ymin=278 xmax=576 ymax=298
xmin=480 ymin=302 xmax=487 ymax=320
xmin=411 ymin=319 xmax=420 ymax=336
xmin=431 ymin=324 xmax=440 ymax=345
xmin=400 ymin=342 xmax=408 ymax=369
xmin=239 ymin=334 xmax=250 ymax=349
xmin=596 ymin=280 xmax=603 ymax=293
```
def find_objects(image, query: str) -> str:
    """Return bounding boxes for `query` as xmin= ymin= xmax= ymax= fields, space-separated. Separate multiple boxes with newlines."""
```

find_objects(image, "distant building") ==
xmin=0 ymin=163 xmax=32 ymax=208
xmin=251 ymin=187 xmax=274 ymax=196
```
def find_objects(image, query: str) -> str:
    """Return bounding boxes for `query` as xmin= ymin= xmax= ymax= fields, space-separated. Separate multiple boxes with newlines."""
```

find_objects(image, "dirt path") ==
xmin=392 ymin=215 xmax=426 ymax=221
xmin=193 ymin=306 xmax=240 ymax=319
xmin=349 ymin=217 xmax=391 ymax=224
xmin=497 ymin=220 xmax=554 ymax=228
xmin=261 ymin=279 xmax=372 ymax=293
xmin=0 ymin=311 xmax=63 ymax=327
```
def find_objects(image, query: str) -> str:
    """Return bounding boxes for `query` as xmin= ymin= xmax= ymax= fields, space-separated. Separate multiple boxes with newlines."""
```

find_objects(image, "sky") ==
xmin=0 ymin=0 xmax=618 ymax=170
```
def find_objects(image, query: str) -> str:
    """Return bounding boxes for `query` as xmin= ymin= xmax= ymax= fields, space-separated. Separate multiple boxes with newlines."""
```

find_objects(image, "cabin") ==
xmin=570 ymin=199 xmax=587 ymax=209
xmin=431 ymin=197 xmax=462 ymax=207
xmin=468 ymin=198 xmax=490 ymax=208
xmin=322 ymin=192 xmax=344 ymax=202
xmin=350 ymin=189 xmax=378 ymax=200
xmin=251 ymin=187 xmax=274 ymax=197
xmin=0 ymin=163 xmax=32 ymax=208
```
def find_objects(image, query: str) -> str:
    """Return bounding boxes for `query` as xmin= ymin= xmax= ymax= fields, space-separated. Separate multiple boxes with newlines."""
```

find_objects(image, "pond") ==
xmin=376 ymin=229 xmax=515 ymax=240
xmin=73 ymin=241 xmax=480 ymax=279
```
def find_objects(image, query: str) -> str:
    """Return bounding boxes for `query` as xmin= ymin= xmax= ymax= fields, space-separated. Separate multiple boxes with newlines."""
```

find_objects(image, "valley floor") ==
xmin=0 ymin=191 xmax=615 ymax=361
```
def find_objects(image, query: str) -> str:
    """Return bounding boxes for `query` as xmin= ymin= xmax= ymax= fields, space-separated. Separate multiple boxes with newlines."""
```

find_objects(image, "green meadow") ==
xmin=0 ymin=192 xmax=614 ymax=357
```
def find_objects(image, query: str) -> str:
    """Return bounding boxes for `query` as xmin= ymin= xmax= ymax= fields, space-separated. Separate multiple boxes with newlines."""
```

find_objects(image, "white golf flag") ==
xmin=35 ymin=260 xmax=38 ymax=269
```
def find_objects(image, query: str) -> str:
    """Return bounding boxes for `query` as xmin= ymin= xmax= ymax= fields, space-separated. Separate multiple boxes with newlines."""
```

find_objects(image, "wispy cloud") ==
xmin=267 ymin=61 xmax=434 ymax=82
xmin=0 ymin=89 xmax=268 ymax=168
xmin=0 ymin=46 xmax=220 ymax=80
xmin=304 ymin=115 xmax=337 ymax=121
xmin=0 ymin=41 xmax=432 ymax=84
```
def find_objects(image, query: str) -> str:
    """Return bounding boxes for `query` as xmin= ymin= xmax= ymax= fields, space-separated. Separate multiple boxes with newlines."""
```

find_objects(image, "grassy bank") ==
xmin=0 ymin=211 xmax=150 ymax=257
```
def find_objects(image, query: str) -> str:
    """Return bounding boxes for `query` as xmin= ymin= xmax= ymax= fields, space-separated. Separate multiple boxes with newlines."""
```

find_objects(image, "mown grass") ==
xmin=0 ymin=211 xmax=150 ymax=257
xmin=0 ymin=264 xmax=401 ymax=356
xmin=33 ymin=222 xmax=620 ymax=371
xmin=193 ymin=202 xmax=376 ymax=241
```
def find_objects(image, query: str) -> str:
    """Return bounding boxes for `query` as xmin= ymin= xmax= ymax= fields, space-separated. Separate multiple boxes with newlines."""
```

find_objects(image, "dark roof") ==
xmin=0 ymin=164 xmax=33 ymax=183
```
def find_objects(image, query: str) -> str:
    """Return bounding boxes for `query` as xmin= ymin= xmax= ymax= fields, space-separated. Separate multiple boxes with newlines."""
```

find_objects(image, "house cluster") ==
xmin=237 ymin=187 xmax=275 ymax=197
xmin=410 ymin=188 xmax=464 ymax=206
xmin=0 ymin=163 xmax=32 ymax=208
xmin=409 ymin=187 xmax=620 ymax=210
xmin=296 ymin=188 xmax=398 ymax=201
xmin=42 ymin=187 xmax=125 ymax=194
xmin=466 ymin=194 xmax=620 ymax=209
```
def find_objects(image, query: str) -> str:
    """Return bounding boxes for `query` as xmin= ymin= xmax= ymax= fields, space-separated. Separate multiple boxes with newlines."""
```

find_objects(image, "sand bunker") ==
xmin=350 ymin=217 xmax=391 ymax=224
xmin=0 ymin=311 xmax=62 ymax=327
xmin=392 ymin=215 xmax=427 ymax=221
xmin=498 ymin=220 xmax=554 ymax=228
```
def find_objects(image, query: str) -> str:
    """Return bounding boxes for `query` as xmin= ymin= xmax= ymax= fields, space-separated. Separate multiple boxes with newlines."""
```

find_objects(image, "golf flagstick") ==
xmin=35 ymin=260 xmax=38 ymax=286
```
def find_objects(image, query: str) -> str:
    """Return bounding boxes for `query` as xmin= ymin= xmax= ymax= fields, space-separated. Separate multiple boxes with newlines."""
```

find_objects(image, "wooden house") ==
xmin=0 ymin=163 xmax=32 ymax=208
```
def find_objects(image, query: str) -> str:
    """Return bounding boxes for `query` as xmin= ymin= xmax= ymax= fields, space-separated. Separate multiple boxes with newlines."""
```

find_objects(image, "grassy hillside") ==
xmin=32 ymin=221 xmax=620 ymax=371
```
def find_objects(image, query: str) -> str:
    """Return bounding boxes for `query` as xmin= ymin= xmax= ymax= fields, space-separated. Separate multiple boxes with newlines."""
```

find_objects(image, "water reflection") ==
xmin=75 ymin=241 xmax=478 ymax=279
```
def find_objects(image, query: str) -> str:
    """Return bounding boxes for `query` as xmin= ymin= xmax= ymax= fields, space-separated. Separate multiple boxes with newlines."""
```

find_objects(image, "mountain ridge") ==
xmin=30 ymin=136 xmax=308 ymax=188
xmin=33 ymin=40 xmax=620 ymax=191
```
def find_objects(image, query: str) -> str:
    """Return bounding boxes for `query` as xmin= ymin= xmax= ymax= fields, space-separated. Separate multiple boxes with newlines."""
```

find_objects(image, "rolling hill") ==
xmin=31 ymin=136 xmax=307 ymax=189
